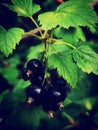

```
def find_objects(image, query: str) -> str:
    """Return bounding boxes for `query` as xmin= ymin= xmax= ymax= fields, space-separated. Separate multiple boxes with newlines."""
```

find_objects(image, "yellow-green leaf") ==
xmin=38 ymin=0 xmax=98 ymax=31
xmin=3 ymin=0 xmax=41 ymax=17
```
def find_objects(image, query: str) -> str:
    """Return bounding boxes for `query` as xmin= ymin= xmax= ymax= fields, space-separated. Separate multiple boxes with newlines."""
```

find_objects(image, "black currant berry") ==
xmin=51 ymin=78 xmax=71 ymax=102
xmin=58 ymin=84 xmax=71 ymax=101
xmin=29 ymin=73 xmax=44 ymax=85
xmin=54 ymin=88 xmax=67 ymax=103
xmin=26 ymin=84 xmax=42 ymax=104
xmin=22 ymin=68 xmax=29 ymax=81
xmin=40 ymin=83 xmax=56 ymax=104
xmin=42 ymin=103 xmax=59 ymax=118
xmin=27 ymin=59 xmax=43 ymax=75
xmin=49 ymin=69 xmax=58 ymax=82
xmin=48 ymin=89 xmax=62 ymax=104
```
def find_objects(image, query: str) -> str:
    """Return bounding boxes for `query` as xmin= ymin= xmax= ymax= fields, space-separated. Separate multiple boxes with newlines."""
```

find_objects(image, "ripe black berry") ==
xmin=26 ymin=84 xmax=42 ymax=104
xmin=27 ymin=59 xmax=43 ymax=75
xmin=49 ymin=69 xmax=58 ymax=82
xmin=29 ymin=73 xmax=44 ymax=85
xmin=55 ymin=85 xmax=70 ymax=103
xmin=42 ymin=103 xmax=59 ymax=118
xmin=20 ymin=58 xmax=71 ymax=117
xmin=48 ymin=89 xmax=62 ymax=104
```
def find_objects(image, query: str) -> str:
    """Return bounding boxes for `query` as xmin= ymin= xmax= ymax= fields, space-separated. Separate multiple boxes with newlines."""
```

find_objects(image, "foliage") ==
xmin=0 ymin=26 xmax=24 ymax=56
xmin=3 ymin=0 xmax=41 ymax=17
xmin=0 ymin=0 xmax=98 ymax=130
xmin=38 ymin=0 xmax=98 ymax=31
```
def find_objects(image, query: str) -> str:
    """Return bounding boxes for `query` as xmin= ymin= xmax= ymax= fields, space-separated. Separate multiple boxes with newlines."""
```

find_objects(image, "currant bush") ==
xmin=0 ymin=0 xmax=98 ymax=129
xmin=21 ymin=58 xmax=71 ymax=118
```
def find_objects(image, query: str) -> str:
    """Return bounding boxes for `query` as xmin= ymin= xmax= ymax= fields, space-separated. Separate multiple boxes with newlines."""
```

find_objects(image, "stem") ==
xmin=62 ymin=112 xmax=79 ymax=126
xmin=53 ymin=39 xmax=76 ymax=49
xmin=30 ymin=17 xmax=43 ymax=37
xmin=50 ymin=28 xmax=54 ymax=38
xmin=62 ymin=112 xmax=74 ymax=121
xmin=24 ymin=32 xmax=42 ymax=40
xmin=42 ymin=41 xmax=49 ymax=86
xmin=22 ymin=27 xmax=44 ymax=40
xmin=44 ymin=42 xmax=48 ymax=75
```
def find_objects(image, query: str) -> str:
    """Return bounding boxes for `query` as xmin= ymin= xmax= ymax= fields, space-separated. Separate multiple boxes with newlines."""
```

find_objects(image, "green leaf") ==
xmin=72 ymin=44 xmax=98 ymax=74
xmin=0 ymin=26 xmax=24 ymax=56
xmin=3 ymin=0 xmax=41 ymax=17
xmin=38 ymin=0 xmax=98 ymax=31
xmin=48 ymin=51 xmax=78 ymax=88
xmin=0 ymin=55 xmax=30 ymax=90
xmin=48 ymin=42 xmax=73 ymax=55
xmin=27 ymin=43 xmax=44 ymax=60
xmin=54 ymin=27 xmax=86 ymax=44
xmin=9 ymin=105 xmax=47 ymax=130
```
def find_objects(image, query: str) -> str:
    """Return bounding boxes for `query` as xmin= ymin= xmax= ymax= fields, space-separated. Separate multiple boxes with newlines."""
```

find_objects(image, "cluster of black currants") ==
xmin=20 ymin=59 xmax=71 ymax=118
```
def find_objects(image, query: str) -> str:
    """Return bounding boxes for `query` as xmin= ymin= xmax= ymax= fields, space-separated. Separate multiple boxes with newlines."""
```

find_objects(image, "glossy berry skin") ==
xmin=54 ymin=84 xmax=71 ymax=102
xmin=51 ymin=77 xmax=71 ymax=102
xmin=27 ymin=59 xmax=43 ymax=75
xmin=41 ymin=82 xmax=69 ymax=105
xmin=22 ymin=68 xmax=29 ymax=81
xmin=59 ymin=84 xmax=71 ymax=98
xmin=26 ymin=84 xmax=42 ymax=103
xmin=58 ymin=89 xmax=67 ymax=102
xmin=29 ymin=73 xmax=44 ymax=86
xmin=48 ymin=75 xmax=68 ymax=103
xmin=48 ymin=89 xmax=62 ymax=104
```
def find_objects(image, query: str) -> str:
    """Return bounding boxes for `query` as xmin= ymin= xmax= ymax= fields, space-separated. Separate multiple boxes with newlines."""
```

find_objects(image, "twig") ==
xmin=22 ymin=27 xmax=44 ymax=40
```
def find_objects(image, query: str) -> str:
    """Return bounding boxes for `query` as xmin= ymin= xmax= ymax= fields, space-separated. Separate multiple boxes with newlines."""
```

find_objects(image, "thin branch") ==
xmin=62 ymin=112 xmax=79 ymax=127
xmin=52 ymin=38 xmax=76 ymax=49
xmin=22 ymin=27 xmax=44 ymax=40
xmin=30 ymin=17 xmax=43 ymax=37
